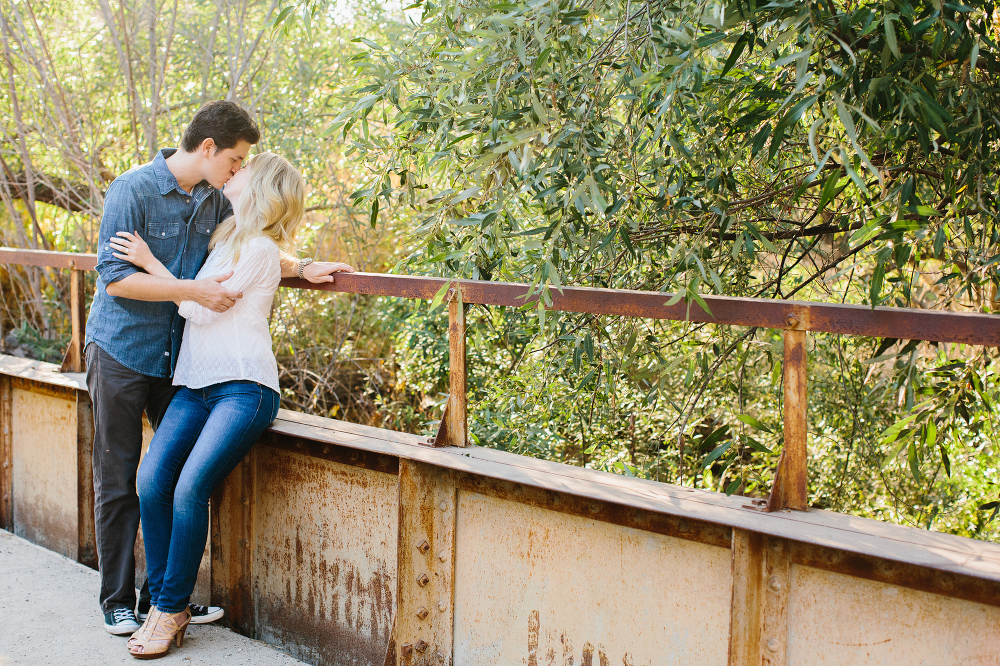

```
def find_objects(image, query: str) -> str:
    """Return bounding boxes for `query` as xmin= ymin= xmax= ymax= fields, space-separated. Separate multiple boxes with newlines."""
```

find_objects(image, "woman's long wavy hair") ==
xmin=209 ymin=151 xmax=305 ymax=263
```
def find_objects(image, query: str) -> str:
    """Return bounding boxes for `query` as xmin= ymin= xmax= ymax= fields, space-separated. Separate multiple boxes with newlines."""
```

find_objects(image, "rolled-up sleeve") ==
xmin=95 ymin=179 xmax=143 ymax=286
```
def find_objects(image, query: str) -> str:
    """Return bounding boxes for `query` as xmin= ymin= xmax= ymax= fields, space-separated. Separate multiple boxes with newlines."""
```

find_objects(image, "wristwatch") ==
xmin=297 ymin=257 xmax=314 ymax=279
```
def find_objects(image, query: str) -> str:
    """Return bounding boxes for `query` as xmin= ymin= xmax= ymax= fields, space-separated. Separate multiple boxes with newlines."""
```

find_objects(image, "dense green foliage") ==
xmin=332 ymin=0 xmax=1000 ymax=538
xmin=2 ymin=0 xmax=999 ymax=539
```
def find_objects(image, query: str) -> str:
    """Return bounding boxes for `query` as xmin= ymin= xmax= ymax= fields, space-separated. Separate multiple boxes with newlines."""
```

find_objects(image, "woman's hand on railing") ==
xmin=302 ymin=261 xmax=355 ymax=284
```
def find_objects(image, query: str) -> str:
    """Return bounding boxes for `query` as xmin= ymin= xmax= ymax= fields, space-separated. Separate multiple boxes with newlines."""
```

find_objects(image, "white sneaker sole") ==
xmin=190 ymin=608 xmax=224 ymax=624
xmin=105 ymin=621 xmax=140 ymax=635
xmin=139 ymin=607 xmax=225 ymax=624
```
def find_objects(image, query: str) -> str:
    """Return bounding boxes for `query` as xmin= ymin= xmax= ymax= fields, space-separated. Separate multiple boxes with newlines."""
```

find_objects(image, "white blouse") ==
xmin=173 ymin=235 xmax=281 ymax=394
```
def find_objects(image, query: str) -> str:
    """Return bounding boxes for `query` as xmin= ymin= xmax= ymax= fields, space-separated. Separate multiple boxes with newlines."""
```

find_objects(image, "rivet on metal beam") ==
xmin=417 ymin=573 xmax=430 ymax=587
xmin=401 ymin=643 xmax=413 ymax=656
xmin=416 ymin=540 xmax=430 ymax=554
xmin=439 ymin=501 xmax=447 ymax=511
xmin=438 ymin=601 xmax=447 ymax=612
xmin=416 ymin=606 xmax=429 ymax=620
xmin=241 ymin=497 xmax=249 ymax=506
xmin=786 ymin=314 xmax=799 ymax=328
xmin=766 ymin=638 xmax=779 ymax=652
xmin=415 ymin=639 xmax=428 ymax=653
xmin=769 ymin=576 xmax=782 ymax=592
xmin=437 ymin=551 xmax=447 ymax=563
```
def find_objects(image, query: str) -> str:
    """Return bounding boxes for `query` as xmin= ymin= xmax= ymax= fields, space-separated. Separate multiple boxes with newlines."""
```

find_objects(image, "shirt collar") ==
xmin=153 ymin=148 xmax=204 ymax=196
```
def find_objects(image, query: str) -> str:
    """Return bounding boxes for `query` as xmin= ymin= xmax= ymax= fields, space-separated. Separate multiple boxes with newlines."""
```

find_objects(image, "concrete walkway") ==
xmin=0 ymin=529 xmax=306 ymax=666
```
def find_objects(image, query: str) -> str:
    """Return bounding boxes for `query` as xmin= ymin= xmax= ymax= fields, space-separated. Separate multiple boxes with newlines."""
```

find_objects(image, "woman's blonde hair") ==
xmin=209 ymin=151 xmax=305 ymax=262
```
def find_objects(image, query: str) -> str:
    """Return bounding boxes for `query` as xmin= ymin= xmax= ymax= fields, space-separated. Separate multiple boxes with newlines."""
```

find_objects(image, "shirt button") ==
xmin=161 ymin=232 xmax=166 ymax=236
xmin=186 ymin=198 xmax=190 ymax=203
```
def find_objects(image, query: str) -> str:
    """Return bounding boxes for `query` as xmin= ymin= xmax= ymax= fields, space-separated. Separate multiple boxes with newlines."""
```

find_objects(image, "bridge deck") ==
xmin=0 ymin=528 xmax=306 ymax=665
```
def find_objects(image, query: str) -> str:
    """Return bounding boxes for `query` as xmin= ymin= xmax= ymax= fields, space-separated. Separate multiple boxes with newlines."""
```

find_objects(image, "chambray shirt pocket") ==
xmin=195 ymin=219 xmax=214 ymax=237
xmin=144 ymin=197 xmax=183 ymax=264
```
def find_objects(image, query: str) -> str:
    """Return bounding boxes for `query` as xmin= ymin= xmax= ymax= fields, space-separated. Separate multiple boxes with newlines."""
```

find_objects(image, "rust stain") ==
xmin=458 ymin=473 xmax=731 ymax=549
xmin=790 ymin=541 xmax=1000 ymax=609
xmin=528 ymin=610 xmax=539 ymax=666
xmin=251 ymin=446 xmax=397 ymax=665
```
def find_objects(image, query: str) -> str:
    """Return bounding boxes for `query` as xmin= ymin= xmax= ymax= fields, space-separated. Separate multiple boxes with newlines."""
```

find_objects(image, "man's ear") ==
xmin=199 ymin=137 xmax=216 ymax=158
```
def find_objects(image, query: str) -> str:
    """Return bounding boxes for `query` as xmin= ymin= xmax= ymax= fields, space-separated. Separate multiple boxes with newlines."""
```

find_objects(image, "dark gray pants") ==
xmin=85 ymin=343 xmax=175 ymax=614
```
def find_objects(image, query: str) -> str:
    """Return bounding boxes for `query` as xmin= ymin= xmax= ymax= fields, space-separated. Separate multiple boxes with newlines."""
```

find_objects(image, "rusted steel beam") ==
xmin=760 ymin=537 xmax=790 ymax=665
xmin=0 ymin=375 xmax=11 ymax=530
xmin=728 ymin=529 xmax=764 ymax=665
xmin=0 ymin=247 xmax=97 ymax=270
xmin=210 ymin=452 xmax=255 ymax=636
xmin=767 ymin=329 xmax=809 ymax=512
xmin=283 ymin=272 xmax=1000 ymax=346
xmin=728 ymin=530 xmax=790 ymax=666
xmin=396 ymin=460 xmax=456 ymax=665
xmin=60 ymin=269 xmax=86 ymax=373
xmin=76 ymin=392 xmax=97 ymax=569
xmin=433 ymin=297 xmax=467 ymax=448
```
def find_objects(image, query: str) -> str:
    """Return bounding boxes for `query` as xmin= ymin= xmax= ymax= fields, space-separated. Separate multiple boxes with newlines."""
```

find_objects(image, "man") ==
xmin=87 ymin=100 xmax=348 ymax=634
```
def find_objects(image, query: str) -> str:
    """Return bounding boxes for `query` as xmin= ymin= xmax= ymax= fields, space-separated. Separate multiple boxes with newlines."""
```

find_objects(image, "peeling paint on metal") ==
xmin=786 ymin=564 xmax=1000 ymax=664
xmin=253 ymin=446 xmax=397 ymax=665
xmin=11 ymin=388 xmax=77 ymax=558
xmin=453 ymin=491 xmax=732 ymax=666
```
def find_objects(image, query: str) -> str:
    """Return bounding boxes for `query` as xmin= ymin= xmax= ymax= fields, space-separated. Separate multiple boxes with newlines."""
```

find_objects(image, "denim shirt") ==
xmin=85 ymin=149 xmax=233 ymax=377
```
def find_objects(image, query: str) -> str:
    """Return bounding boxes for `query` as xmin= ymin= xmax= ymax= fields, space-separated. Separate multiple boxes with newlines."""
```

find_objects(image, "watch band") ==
xmin=297 ymin=257 xmax=314 ymax=279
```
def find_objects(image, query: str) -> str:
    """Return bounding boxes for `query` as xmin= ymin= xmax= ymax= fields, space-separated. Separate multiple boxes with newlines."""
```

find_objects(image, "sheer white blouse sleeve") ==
xmin=171 ymin=236 xmax=282 ymax=393
xmin=177 ymin=240 xmax=277 ymax=325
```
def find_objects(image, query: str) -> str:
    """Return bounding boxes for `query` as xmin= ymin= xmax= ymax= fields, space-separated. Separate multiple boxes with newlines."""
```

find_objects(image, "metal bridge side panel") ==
xmin=786 ymin=564 xmax=1000 ymax=664
xmin=453 ymin=491 xmax=733 ymax=666
xmin=252 ymin=445 xmax=398 ymax=666
xmin=10 ymin=386 xmax=78 ymax=559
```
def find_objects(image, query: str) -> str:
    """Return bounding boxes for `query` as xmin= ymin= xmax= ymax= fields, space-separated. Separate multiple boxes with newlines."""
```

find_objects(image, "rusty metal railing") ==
xmin=3 ymin=246 xmax=998 ymax=513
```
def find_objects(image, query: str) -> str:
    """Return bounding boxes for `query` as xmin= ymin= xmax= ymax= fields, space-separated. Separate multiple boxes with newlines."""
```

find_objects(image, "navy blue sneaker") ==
xmin=104 ymin=607 xmax=140 ymax=635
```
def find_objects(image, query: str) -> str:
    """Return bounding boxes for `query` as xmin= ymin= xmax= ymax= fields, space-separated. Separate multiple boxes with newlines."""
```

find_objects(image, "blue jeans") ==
xmin=137 ymin=381 xmax=279 ymax=613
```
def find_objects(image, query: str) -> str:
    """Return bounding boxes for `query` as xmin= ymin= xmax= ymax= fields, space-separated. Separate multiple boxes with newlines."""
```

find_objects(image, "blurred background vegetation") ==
xmin=1 ymin=0 xmax=998 ymax=541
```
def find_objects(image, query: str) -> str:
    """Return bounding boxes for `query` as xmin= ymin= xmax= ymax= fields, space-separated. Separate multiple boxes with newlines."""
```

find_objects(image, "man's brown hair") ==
xmin=181 ymin=100 xmax=260 ymax=152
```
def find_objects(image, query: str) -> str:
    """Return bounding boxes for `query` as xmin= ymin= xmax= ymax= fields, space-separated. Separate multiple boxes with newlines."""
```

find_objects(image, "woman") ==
xmin=109 ymin=152 xmax=352 ymax=659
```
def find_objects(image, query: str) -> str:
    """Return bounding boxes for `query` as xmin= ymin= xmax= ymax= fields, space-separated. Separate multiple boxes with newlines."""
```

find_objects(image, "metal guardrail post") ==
xmin=432 ymin=291 xmax=467 ymax=448
xmin=59 ymin=268 xmax=86 ymax=373
xmin=767 ymin=321 xmax=809 ymax=512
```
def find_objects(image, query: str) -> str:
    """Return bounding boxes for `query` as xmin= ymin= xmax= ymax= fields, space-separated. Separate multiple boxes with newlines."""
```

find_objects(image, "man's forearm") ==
xmin=105 ymin=273 xmax=192 ymax=302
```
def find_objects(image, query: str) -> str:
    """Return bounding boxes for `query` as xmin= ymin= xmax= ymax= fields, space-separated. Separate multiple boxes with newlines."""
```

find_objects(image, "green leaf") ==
xmin=721 ymin=33 xmax=748 ymax=76
xmin=700 ymin=424 xmax=731 ymax=451
xmin=724 ymin=478 xmax=743 ymax=496
xmin=885 ymin=15 xmax=900 ymax=58
xmin=702 ymin=439 xmax=733 ymax=468
xmin=735 ymin=414 xmax=773 ymax=434
xmin=879 ymin=409 xmax=923 ymax=446
xmin=817 ymin=171 xmax=843 ymax=213
xmin=369 ymin=198 xmax=379 ymax=228
xmin=429 ymin=280 xmax=452 ymax=312
xmin=907 ymin=438 xmax=921 ymax=481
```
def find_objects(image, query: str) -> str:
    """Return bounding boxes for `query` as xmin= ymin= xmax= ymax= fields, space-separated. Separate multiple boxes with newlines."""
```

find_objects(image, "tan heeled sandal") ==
xmin=127 ymin=610 xmax=155 ymax=649
xmin=127 ymin=606 xmax=191 ymax=660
